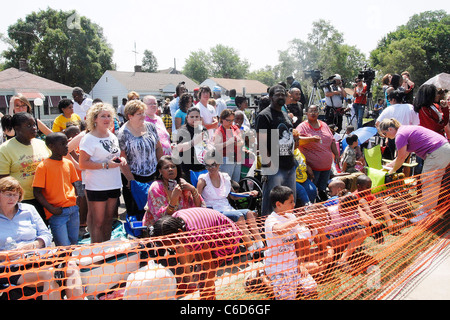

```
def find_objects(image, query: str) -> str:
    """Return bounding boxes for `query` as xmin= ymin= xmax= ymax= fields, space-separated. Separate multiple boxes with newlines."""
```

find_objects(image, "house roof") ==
xmin=208 ymin=78 xmax=269 ymax=95
xmin=107 ymin=71 xmax=198 ymax=92
xmin=0 ymin=68 xmax=73 ymax=92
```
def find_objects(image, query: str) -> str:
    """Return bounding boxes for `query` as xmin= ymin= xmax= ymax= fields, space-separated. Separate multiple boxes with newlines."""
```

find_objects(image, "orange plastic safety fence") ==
xmin=1 ymin=167 xmax=449 ymax=300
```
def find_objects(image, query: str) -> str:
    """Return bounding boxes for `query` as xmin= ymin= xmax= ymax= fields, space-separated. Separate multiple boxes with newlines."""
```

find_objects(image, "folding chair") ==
xmin=189 ymin=169 xmax=208 ymax=187
xmin=364 ymin=145 xmax=417 ymax=192
xmin=124 ymin=180 xmax=152 ymax=238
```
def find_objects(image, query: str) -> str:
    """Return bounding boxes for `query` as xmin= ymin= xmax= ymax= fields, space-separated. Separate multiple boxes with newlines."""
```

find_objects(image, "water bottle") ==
xmin=4 ymin=237 xmax=17 ymax=251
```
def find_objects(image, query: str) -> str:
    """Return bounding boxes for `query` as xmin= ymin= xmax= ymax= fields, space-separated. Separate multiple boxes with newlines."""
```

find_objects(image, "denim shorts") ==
xmin=221 ymin=209 xmax=250 ymax=222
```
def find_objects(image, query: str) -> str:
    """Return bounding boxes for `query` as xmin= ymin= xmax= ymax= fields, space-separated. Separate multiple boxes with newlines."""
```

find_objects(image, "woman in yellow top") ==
xmin=52 ymin=98 xmax=81 ymax=132
xmin=293 ymin=129 xmax=317 ymax=207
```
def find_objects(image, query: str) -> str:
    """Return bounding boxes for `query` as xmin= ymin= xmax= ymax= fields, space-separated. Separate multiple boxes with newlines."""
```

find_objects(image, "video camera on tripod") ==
xmin=319 ymin=74 xmax=346 ymax=92
xmin=357 ymin=65 xmax=376 ymax=94
xmin=304 ymin=70 xmax=322 ymax=85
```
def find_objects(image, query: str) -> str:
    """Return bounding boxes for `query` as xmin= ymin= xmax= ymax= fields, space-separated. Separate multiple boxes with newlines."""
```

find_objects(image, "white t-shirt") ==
xmin=198 ymin=101 xmax=217 ymax=138
xmin=215 ymin=98 xmax=227 ymax=117
xmin=79 ymin=131 xmax=122 ymax=191
xmin=264 ymin=212 xmax=311 ymax=276
xmin=73 ymin=98 xmax=93 ymax=120
xmin=198 ymin=172 xmax=233 ymax=212
xmin=376 ymin=103 xmax=420 ymax=126
xmin=117 ymin=104 xmax=126 ymax=123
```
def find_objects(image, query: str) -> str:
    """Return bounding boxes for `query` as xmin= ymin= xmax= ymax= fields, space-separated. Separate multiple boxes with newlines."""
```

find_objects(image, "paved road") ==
xmin=381 ymin=230 xmax=450 ymax=300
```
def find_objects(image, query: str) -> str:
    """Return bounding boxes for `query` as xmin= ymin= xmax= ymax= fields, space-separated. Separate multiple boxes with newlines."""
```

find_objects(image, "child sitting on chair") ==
xmin=341 ymin=134 xmax=364 ymax=173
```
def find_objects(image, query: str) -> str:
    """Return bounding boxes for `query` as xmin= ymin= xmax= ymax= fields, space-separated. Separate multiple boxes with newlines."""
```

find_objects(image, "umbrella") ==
xmin=423 ymin=73 xmax=450 ymax=91
xmin=341 ymin=126 xmax=378 ymax=150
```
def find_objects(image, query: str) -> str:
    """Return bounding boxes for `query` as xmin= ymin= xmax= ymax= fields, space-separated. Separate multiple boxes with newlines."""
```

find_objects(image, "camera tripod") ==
xmin=308 ymin=82 xmax=324 ymax=110
xmin=345 ymin=93 xmax=375 ymax=128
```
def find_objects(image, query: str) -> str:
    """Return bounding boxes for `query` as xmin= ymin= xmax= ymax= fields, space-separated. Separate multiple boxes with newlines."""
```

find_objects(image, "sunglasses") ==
xmin=205 ymin=162 xmax=218 ymax=169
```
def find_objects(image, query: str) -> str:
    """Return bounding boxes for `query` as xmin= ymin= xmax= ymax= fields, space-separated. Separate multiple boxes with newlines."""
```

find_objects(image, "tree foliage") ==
xmin=2 ymin=8 xmax=114 ymax=91
xmin=247 ymin=65 xmax=277 ymax=87
xmin=183 ymin=44 xmax=249 ymax=83
xmin=141 ymin=49 xmax=158 ymax=73
xmin=370 ymin=10 xmax=450 ymax=88
xmin=274 ymin=19 xmax=367 ymax=96
xmin=183 ymin=50 xmax=210 ymax=84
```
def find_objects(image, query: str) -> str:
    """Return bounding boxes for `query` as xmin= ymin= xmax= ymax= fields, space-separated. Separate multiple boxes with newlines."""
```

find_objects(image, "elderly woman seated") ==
xmin=0 ymin=177 xmax=82 ymax=300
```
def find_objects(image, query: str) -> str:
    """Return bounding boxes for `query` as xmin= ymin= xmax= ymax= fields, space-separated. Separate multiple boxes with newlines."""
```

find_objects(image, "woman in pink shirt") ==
xmin=296 ymin=105 xmax=340 ymax=201
xmin=143 ymin=95 xmax=172 ymax=156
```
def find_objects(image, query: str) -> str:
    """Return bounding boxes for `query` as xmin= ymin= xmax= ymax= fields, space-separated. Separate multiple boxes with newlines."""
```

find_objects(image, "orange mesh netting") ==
xmin=1 ymin=167 xmax=449 ymax=300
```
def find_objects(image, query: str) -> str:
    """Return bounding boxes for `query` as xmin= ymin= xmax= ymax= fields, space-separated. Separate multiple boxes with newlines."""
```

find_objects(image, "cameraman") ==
xmin=323 ymin=74 xmax=346 ymax=133
xmin=353 ymin=77 xmax=368 ymax=128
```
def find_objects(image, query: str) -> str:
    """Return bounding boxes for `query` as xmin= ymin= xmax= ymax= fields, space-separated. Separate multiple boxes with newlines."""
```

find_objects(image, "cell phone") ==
xmin=168 ymin=179 xmax=177 ymax=191
xmin=113 ymin=157 xmax=121 ymax=163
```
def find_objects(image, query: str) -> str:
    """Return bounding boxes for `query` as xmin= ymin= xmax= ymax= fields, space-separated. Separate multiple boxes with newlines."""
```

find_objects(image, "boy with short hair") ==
xmin=341 ymin=134 xmax=360 ymax=173
xmin=264 ymin=186 xmax=317 ymax=300
xmin=33 ymin=132 xmax=80 ymax=246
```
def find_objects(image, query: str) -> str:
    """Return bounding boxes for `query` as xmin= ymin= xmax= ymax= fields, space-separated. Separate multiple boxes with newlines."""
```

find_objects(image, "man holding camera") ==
xmin=323 ymin=74 xmax=346 ymax=133
xmin=353 ymin=77 xmax=368 ymax=129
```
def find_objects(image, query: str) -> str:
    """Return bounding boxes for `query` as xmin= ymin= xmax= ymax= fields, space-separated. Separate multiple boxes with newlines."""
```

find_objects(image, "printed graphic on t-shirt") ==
xmin=100 ymin=139 xmax=120 ymax=155
xmin=278 ymin=124 xmax=294 ymax=157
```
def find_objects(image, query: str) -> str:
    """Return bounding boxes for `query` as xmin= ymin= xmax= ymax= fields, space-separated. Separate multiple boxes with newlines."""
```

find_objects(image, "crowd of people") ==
xmin=0 ymin=69 xmax=449 ymax=300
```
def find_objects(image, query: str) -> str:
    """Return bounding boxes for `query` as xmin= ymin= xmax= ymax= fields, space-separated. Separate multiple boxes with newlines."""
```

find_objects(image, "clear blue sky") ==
xmin=0 ymin=0 xmax=448 ymax=72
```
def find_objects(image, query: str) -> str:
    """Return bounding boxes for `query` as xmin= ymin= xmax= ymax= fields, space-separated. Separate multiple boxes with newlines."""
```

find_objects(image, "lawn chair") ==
xmin=124 ymin=180 xmax=153 ymax=238
xmin=363 ymin=144 xmax=417 ymax=193
xmin=189 ymin=169 xmax=258 ymax=212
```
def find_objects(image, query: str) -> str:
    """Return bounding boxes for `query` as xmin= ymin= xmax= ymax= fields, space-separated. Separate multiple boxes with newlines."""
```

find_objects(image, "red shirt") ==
xmin=418 ymin=104 xmax=449 ymax=136
xmin=354 ymin=85 xmax=367 ymax=105
xmin=214 ymin=124 xmax=242 ymax=161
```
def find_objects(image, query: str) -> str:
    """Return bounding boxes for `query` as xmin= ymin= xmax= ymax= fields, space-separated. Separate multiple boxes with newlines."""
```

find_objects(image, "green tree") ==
xmin=183 ymin=44 xmax=250 ymax=83
xmin=370 ymin=10 xmax=450 ymax=88
xmin=209 ymin=44 xmax=249 ymax=79
xmin=183 ymin=49 xmax=210 ymax=84
xmin=247 ymin=65 xmax=277 ymax=87
xmin=2 ymin=8 xmax=114 ymax=91
xmin=276 ymin=19 xmax=367 ymax=96
xmin=141 ymin=49 xmax=158 ymax=72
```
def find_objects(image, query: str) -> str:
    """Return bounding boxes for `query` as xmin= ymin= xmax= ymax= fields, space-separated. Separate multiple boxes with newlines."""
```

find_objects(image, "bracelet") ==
xmin=168 ymin=203 xmax=176 ymax=210
xmin=191 ymin=189 xmax=199 ymax=198
xmin=106 ymin=162 xmax=109 ymax=170
xmin=102 ymin=162 xmax=105 ymax=169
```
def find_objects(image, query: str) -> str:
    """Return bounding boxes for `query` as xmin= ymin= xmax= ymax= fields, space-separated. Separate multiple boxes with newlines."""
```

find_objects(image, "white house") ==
xmin=90 ymin=69 xmax=198 ymax=107
xmin=200 ymin=77 xmax=269 ymax=106
xmin=0 ymin=67 xmax=73 ymax=120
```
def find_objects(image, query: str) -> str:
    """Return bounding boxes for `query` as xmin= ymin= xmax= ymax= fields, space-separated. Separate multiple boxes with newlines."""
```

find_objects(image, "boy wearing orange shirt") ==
xmin=33 ymin=132 xmax=80 ymax=246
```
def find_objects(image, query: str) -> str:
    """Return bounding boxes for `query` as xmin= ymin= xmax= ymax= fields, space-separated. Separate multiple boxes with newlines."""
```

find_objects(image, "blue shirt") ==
xmin=169 ymin=97 xmax=180 ymax=133
xmin=0 ymin=203 xmax=52 ymax=251
xmin=174 ymin=109 xmax=187 ymax=127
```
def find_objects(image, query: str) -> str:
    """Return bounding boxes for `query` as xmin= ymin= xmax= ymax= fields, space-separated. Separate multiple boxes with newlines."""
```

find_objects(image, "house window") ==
xmin=112 ymin=96 xmax=118 ymax=108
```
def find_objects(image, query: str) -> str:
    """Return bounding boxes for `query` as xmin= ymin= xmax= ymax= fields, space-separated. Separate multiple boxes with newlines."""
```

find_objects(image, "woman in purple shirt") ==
xmin=379 ymin=119 xmax=450 ymax=221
